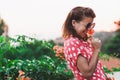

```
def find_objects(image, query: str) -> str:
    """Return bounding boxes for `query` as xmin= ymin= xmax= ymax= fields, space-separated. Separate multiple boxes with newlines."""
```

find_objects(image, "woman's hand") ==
xmin=91 ymin=38 xmax=102 ymax=52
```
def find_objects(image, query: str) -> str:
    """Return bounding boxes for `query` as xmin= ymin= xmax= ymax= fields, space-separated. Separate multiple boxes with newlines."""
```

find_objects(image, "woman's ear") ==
xmin=72 ymin=20 xmax=76 ymax=27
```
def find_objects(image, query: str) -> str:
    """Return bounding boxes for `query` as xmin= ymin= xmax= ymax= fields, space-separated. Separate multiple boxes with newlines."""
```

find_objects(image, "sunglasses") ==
xmin=86 ymin=23 xmax=95 ymax=29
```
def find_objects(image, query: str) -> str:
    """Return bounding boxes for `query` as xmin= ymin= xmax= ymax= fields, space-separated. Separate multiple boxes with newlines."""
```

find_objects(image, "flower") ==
xmin=114 ymin=20 xmax=120 ymax=26
xmin=17 ymin=70 xmax=31 ymax=80
xmin=53 ymin=45 xmax=65 ymax=60
xmin=87 ymin=29 xmax=95 ymax=36
xmin=87 ymin=28 xmax=95 ymax=43
xmin=53 ymin=45 xmax=58 ymax=50
xmin=114 ymin=19 xmax=120 ymax=29
xmin=18 ymin=70 xmax=25 ymax=76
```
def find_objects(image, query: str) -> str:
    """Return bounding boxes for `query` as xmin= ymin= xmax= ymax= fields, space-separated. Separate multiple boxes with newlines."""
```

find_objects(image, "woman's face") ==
xmin=72 ymin=17 xmax=94 ymax=38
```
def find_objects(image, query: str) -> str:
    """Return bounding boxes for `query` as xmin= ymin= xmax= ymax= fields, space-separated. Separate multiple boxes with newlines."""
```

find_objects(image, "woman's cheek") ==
xmin=79 ymin=26 xmax=86 ymax=32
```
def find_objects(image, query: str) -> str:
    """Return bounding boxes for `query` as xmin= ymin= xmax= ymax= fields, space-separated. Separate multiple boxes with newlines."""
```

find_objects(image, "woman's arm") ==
xmin=77 ymin=49 xmax=100 ymax=78
xmin=77 ymin=38 xmax=102 ymax=78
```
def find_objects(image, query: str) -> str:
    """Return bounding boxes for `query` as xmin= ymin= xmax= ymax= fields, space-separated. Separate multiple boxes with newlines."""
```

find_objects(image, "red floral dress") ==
xmin=64 ymin=36 xmax=106 ymax=80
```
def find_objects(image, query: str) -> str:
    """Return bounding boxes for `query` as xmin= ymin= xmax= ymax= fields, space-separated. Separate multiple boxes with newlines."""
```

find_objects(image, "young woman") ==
xmin=62 ymin=6 xmax=107 ymax=80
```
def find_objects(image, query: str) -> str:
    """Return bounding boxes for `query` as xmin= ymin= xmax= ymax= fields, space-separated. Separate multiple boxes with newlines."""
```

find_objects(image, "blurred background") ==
xmin=0 ymin=0 xmax=120 ymax=40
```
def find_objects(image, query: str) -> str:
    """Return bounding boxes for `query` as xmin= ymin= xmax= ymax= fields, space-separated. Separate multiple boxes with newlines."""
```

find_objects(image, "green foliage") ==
xmin=103 ymin=66 xmax=112 ymax=73
xmin=99 ymin=53 xmax=120 ymax=73
xmin=103 ymin=29 xmax=120 ymax=57
xmin=0 ymin=56 xmax=73 ymax=80
xmin=103 ymin=66 xmax=120 ymax=74
xmin=112 ymin=67 xmax=120 ymax=72
xmin=1 ymin=35 xmax=56 ymax=60
xmin=0 ymin=35 xmax=73 ymax=80
xmin=99 ymin=52 xmax=110 ymax=61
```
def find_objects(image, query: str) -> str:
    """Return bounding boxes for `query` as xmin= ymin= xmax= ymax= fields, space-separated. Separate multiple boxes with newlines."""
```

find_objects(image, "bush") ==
xmin=103 ymin=29 xmax=120 ymax=57
xmin=0 ymin=35 xmax=73 ymax=80
xmin=0 ymin=35 xmax=56 ymax=60
xmin=0 ymin=56 xmax=73 ymax=80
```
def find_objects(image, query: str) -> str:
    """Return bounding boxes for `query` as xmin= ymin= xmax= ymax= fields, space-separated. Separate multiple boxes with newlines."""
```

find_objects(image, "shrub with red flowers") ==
xmin=0 ymin=36 xmax=74 ymax=80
